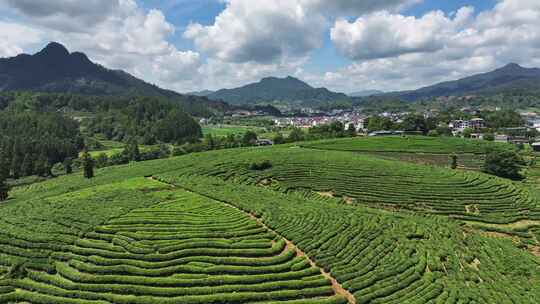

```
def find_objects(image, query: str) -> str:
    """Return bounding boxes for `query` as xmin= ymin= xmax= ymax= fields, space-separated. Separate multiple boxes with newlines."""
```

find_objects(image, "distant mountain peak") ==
xmin=0 ymin=42 xmax=174 ymax=97
xmin=503 ymin=62 xmax=522 ymax=68
xmin=207 ymin=75 xmax=348 ymax=105
xmin=258 ymin=76 xmax=312 ymax=89
xmin=496 ymin=62 xmax=527 ymax=73
xmin=37 ymin=42 xmax=70 ymax=58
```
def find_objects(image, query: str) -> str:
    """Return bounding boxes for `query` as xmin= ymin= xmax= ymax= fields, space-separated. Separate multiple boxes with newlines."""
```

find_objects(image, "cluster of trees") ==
xmin=483 ymin=148 xmax=527 ymax=180
xmin=93 ymin=142 xmax=172 ymax=169
xmin=1 ymin=93 xmax=206 ymax=145
xmin=87 ymin=122 xmax=360 ymax=172
xmin=0 ymin=91 xmax=208 ymax=143
xmin=84 ymin=97 xmax=202 ymax=145
xmin=309 ymin=121 xmax=357 ymax=138
xmin=365 ymin=109 xmax=527 ymax=137
xmin=365 ymin=114 xmax=439 ymax=135
xmin=0 ymin=93 xmax=205 ymax=189
xmin=0 ymin=111 xmax=83 ymax=180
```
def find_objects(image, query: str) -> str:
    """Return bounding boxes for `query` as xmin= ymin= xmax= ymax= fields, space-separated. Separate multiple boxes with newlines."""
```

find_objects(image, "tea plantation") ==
xmin=167 ymin=147 xmax=540 ymax=224
xmin=300 ymin=136 xmax=511 ymax=169
xmin=0 ymin=141 xmax=539 ymax=303
xmin=301 ymin=136 xmax=508 ymax=154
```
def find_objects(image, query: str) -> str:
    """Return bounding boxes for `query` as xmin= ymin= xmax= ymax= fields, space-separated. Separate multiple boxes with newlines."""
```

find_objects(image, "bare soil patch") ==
xmin=529 ymin=245 xmax=540 ymax=257
xmin=316 ymin=191 xmax=335 ymax=198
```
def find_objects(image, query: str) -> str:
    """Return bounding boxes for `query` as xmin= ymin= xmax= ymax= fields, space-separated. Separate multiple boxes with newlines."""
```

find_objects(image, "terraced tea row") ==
xmin=0 ymin=178 xmax=174 ymax=271
xmin=301 ymin=136 xmax=508 ymax=154
xmin=167 ymin=147 xmax=539 ymax=224
xmin=0 ymin=189 xmax=346 ymax=304
xmin=156 ymin=174 xmax=540 ymax=303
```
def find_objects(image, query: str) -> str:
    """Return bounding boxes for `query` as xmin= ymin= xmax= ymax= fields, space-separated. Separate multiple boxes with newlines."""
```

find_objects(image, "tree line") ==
xmin=0 ymin=91 xmax=222 ymax=117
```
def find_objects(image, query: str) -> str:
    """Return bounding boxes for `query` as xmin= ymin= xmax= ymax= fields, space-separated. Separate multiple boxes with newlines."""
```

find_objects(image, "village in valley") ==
xmin=201 ymin=102 xmax=540 ymax=150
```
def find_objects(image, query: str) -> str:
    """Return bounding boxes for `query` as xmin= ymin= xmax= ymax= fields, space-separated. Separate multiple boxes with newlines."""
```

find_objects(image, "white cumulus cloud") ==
xmin=323 ymin=0 xmax=540 ymax=92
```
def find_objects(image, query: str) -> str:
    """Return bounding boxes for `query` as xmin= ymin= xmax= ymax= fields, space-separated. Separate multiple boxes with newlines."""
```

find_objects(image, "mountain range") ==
xmin=2 ymin=42 xmax=539 ymax=107
xmin=349 ymin=90 xmax=384 ymax=97
xmin=386 ymin=63 xmax=540 ymax=101
xmin=206 ymin=76 xmax=350 ymax=105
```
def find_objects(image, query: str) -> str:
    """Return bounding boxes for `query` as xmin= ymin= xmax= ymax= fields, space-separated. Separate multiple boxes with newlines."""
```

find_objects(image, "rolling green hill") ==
xmin=0 ymin=140 xmax=539 ymax=303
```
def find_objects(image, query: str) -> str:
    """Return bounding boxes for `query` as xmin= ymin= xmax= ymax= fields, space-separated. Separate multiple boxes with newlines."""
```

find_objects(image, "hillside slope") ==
xmin=1 ymin=145 xmax=539 ymax=303
xmin=387 ymin=63 xmax=540 ymax=101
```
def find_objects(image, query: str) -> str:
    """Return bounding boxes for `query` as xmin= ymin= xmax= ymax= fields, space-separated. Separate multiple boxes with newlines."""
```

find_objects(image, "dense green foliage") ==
xmin=0 ymin=93 xmax=204 ymax=145
xmin=0 ymin=90 xmax=221 ymax=118
xmin=0 ymin=93 xmax=205 ymax=180
xmin=0 ymin=111 xmax=82 ymax=178
xmin=483 ymin=148 xmax=526 ymax=180
xmin=81 ymin=150 xmax=94 ymax=179
xmin=0 ymin=177 xmax=8 ymax=201
xmin=84 ymin=97 xmax=202 ymax=144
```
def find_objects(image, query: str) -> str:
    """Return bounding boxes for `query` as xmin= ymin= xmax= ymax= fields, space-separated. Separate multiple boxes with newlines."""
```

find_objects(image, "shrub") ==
xmin=450 ymin=154 xmax=458 ymax=169
xmin=483 ymin=148 xmax=525 ymax=180
xmin=249 ymin=160 xmax=272 ymax=171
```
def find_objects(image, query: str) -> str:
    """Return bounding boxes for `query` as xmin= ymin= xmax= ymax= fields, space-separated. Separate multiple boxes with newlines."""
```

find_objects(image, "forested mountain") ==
xmin=207 ymin=76 xmax=350 ymax=105
xmin=0 ymin=42 xmax=169 ymax=96
xmin=387 ymin=63 xmax=540 ymax=101
xmin=0 ymin=42 xmax=228 ymax=114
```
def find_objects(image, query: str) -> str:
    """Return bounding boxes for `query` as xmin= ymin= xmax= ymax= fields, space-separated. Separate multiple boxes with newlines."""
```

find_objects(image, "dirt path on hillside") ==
xmin=147 ymin=176 xmax=356 ymax=304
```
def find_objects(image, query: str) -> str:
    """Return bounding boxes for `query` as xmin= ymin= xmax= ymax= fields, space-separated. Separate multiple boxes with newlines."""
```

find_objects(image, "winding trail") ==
xmin=147 ymin=176 xmax=356 ymax=304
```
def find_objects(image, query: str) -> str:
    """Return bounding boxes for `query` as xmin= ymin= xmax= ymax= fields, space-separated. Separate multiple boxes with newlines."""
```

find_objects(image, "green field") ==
xmin=1 ymin=139 xmax=539 ymax=303
xmin=202 ymin=125 xmax=266 ymax=138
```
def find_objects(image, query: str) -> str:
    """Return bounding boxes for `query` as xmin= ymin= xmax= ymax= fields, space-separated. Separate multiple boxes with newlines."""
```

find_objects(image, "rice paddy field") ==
xmin=1 ymin=137 xmax=539 ymax=303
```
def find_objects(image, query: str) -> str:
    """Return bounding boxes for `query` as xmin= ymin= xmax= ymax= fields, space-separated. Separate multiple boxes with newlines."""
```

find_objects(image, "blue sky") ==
xmin=1 ymin=0 xmax=538 ymax=93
